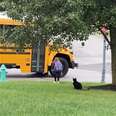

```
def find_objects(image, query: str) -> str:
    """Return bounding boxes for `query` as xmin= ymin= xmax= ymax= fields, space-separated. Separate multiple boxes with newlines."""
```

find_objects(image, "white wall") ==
xmin=72 ymin=34 xmax=111 ymax=64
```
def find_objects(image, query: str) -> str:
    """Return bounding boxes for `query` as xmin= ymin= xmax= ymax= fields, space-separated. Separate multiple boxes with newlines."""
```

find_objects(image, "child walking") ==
xmin=52 ymin=57 xmax=63 ymax=83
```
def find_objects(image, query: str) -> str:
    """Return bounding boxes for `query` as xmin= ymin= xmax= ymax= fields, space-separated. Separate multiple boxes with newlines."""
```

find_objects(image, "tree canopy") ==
xmin=0 ymin=0 xmax=116 ymax=47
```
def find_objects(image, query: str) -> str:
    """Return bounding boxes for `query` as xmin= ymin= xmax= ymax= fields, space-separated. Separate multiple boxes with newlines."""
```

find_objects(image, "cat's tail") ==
xmin=82 ymin=86 xmax=90 ymax=90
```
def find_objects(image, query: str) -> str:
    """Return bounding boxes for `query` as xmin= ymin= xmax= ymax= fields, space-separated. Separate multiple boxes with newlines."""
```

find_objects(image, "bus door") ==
xmin=31 ymin=40 xmax=46 ymax=73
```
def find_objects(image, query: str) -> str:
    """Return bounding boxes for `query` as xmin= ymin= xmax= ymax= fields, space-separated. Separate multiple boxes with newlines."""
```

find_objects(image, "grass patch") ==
xmin=0 ymin=81 xmax=116 ymax=116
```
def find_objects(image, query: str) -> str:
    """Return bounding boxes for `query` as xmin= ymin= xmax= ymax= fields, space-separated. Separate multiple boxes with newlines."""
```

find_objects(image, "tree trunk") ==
xmin=110 ymin=28 xmax=116 ymax=86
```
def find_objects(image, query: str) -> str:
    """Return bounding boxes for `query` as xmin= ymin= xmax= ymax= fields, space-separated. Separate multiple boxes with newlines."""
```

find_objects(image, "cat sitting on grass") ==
xmin=73 ymin=78 xmax=89 ymax=90
xmin=73 ymin=78 xmax=82 ymax=90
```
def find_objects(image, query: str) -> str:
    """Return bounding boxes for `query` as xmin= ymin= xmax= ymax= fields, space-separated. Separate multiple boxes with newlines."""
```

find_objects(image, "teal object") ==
xmin=0 ymin=64 xmax=7 ymax=81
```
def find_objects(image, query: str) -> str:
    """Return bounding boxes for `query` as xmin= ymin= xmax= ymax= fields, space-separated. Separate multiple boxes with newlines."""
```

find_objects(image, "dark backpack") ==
xmin=53 ymin=60 xmax=63 ymax=71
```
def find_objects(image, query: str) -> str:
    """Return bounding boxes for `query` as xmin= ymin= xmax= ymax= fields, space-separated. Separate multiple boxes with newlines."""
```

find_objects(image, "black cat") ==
xmin=73 ymin=78 xmax=82 ymax=90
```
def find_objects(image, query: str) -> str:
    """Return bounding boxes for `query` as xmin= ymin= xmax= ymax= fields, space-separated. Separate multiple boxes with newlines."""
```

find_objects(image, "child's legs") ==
xmin=53 ymin=71 xmax=57 ymax=81
xmin=56 ymin=71 xmax=61 ymax=81
xmin=57 ymin=76 xmax=60 ymax=81
xmin=54 ymin=76 xmax=57 ymax=81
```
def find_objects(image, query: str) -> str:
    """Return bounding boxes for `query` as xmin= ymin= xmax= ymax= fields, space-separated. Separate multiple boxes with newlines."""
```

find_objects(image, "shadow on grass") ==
xmin=7 ymin=73 xmax=47 ymax=78
xmin=88 ymin=84 xmax=116 ymax=91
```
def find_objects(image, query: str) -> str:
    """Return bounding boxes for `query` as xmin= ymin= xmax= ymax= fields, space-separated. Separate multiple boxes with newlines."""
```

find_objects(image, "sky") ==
xmin=0 ymin=12 xmax=8 ymax=18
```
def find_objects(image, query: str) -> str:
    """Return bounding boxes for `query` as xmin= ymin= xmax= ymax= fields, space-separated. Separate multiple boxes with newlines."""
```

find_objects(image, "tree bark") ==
xmin=110 ymin=28 xmax=116 ymax=86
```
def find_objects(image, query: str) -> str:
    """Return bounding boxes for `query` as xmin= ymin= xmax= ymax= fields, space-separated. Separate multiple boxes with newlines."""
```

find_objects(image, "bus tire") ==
xmin=50 ymin=57 xmax=69 ymax=77
xmin=60 ymin=57 xmax=69 ymax=77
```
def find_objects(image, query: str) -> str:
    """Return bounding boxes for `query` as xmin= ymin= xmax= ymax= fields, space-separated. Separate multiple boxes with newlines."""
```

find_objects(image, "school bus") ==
xmin=0 ymin=18 xmax=77 ymax=76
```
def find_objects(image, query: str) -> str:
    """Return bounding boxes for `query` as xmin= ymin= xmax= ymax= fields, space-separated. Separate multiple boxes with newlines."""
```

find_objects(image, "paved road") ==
xmin=63 ymin=63 xmax=111 ymax=83
xmin=6 ymin=60 xmax=111 ymax=83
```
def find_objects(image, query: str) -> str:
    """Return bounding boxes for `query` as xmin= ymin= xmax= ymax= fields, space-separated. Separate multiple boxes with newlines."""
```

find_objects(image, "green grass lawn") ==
xmin=0 ymin=81 xmax=116 ymax=116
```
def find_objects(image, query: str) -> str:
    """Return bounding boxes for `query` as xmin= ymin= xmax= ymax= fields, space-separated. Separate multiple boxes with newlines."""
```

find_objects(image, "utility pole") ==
xmin=100 ymin=26 xmax=109 ymax=83
xmin=101 ymin=39 xmax=106 ymax=82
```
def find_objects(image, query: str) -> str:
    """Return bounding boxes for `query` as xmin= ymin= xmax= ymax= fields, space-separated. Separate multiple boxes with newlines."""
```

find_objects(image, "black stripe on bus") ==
xmin=0 ymin=47 xmax=31 ymax=49
xmin=0 ymin=52 xmax=30 ymax=54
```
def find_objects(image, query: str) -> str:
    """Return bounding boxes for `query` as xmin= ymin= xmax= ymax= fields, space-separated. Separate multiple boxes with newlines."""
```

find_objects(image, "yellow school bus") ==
xmin=0 ymin=18 xmax=77 ymax=76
